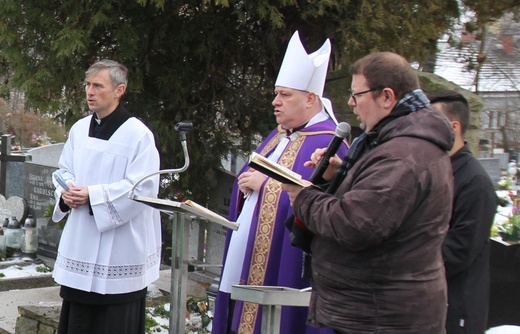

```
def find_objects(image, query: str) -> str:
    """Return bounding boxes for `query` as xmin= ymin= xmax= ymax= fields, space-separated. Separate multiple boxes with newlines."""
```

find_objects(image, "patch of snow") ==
xmin=146 ymin=303 xmax=170 ymax=334
xmin=145 ymin=303 xmax=213 ymax=334
xmin=487 ymin=325 xmax=520 ymax=334
xmin=0 ymin=263 xmax=51 ymax=279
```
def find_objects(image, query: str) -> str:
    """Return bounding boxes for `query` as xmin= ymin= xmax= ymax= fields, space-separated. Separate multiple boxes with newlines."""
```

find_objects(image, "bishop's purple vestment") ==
xmin=212 ymin=118 xmax=348 ymax=334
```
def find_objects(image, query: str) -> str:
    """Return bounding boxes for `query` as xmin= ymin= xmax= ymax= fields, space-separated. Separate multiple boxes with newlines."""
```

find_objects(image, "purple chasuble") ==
xmin=212 ymin=118 xmax=348 ymax=334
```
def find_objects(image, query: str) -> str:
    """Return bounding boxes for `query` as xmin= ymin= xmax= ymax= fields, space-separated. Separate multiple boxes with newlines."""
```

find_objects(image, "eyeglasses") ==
xmin=349 ymin=87 xmax=384 ymax=105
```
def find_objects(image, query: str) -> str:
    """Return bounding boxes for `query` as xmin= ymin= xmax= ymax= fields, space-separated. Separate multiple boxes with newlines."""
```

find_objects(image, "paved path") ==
xmin=0 ymin=269 xmax=173 ymax=334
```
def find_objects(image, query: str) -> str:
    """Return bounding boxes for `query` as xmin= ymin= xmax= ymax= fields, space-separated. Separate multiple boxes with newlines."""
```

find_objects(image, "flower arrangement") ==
xmin=497 ymin=176 xmax=513 ymax=190
xmin=492 ymin=189 xmax=520 ymax=244
xmin=496 ymin=214 xmax=520 ymax=243
xmin=30 ymin=131 xmax=50 ymax=147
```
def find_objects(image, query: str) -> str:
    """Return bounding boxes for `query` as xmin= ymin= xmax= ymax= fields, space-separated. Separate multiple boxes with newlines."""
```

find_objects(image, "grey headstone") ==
xmin=205 ymin=222 xmax=227 ymax=276
xmin=27 ymin=144 xmax=64 ymax=168
xmin=7 ymin=161 xmax=27 ymax=198
xmin=478 ymin=152 xmax=510 ymax=171
xmin=0 ymin=194 xmax=28 ymax=224
xmin=188 ymin=218 xmax=203 ymax=263
xmin=16 ymin=144 xmax=65 ymax=259
xmin=479 ymin=158 xmax=501 ymax=190
xmin=204 ymin=169 xmax=235 ymax=275
xmin=24 ymin=163 xmax=61 ymax=259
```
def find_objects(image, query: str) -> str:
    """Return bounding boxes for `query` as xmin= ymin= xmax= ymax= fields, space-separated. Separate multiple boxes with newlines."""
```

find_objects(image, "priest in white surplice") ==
xmin=51 ymin=59 xmax=161 ymax=334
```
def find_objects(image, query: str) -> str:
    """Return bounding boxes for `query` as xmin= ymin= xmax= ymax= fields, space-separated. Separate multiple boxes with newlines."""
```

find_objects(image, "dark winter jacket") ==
xmin=443 ymin=143 xmax=498 ymax=333
xmin=293 ymin=106 xmax=454 ymax=333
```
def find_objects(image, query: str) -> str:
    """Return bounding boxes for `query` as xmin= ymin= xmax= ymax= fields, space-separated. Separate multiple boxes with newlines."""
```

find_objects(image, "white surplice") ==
xmin=52 ymin=116 xmax=161 ymax=295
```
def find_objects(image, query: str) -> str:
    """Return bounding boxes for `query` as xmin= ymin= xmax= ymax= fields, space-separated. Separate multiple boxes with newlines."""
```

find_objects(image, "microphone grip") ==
xmin=309 ymin=137 xmax=344 ymax=183
xmin=326 ymin=165 xmax=346 ymax=194
xmin=326 ymin=155 xmax=353 ymax=194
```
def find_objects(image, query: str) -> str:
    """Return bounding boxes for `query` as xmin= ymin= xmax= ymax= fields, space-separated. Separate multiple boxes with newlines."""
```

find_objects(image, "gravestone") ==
xmin=204 ymin=168 xmax=236 ymax=276
xmin=479 ymin=151 xmax=510 ymax=171
xmin=23 ymin=144 xmax=64 ymax=259
xmin=479 ymin=158 xmax=501 ymax=190
xmin=0 ymin=194 xmax=28 ymax=226
xmin=180 ymin=167 xmax=237 ymax=277
xmin=488 ymin=241 xmax=520 ymax=327
xmin=478 ymin=155 xmax=520 ymax=327
xmin=1 ymin=134 xmax=32 ymax=198
xmin=188 ymin=217 xmax=204 ymax=265
xmin=27 ymin=144 xmax=64 ymax=168
xmin=0 ymin=194 xmax=28 ymax=256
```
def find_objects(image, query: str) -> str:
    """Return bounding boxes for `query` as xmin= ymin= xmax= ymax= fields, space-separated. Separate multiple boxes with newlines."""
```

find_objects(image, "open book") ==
xmin=182 ymin=200 xmax=237 ymax=229
xmin=129 ymin=194 xmax=238 ymax=230
xmin=248 ymin=152 xmax=307 ymax=187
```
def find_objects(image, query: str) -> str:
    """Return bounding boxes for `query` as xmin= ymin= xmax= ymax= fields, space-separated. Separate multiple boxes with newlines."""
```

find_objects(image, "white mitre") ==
xmin=275 ymin=31 xmax=338 ymax=124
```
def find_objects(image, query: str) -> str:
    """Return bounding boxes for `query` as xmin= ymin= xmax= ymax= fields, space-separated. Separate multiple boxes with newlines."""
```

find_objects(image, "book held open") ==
xmin=248 ymin=152 xmax=307 ymax=187
xmin=129 ymin=194 xmax=238 ymax=230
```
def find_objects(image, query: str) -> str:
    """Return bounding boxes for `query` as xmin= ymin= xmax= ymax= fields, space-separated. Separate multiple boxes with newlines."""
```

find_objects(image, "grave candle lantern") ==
xmin=21 ymin=214 xmax=38 ymax=257
xmin=0 ymin=227 xmax=6 ymax=259
xmin=5 ymin=216 xmax=23 ymax=250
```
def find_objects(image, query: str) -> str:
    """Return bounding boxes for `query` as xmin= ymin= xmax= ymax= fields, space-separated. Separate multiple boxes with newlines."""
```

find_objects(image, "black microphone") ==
xmin=175 ymin=120 xmax=193 ymax=132
xmin=284 ymin=122 xmax=350 ymax=256
xmin=175 ymin=120 xmax=193 ymax=142
xmin=309 ymin=122 xmax=351 ymax=182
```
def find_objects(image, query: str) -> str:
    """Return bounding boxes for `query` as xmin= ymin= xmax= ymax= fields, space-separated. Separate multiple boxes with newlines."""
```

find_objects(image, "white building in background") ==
xmin=434 ymin=12 xmax=520 ymax=159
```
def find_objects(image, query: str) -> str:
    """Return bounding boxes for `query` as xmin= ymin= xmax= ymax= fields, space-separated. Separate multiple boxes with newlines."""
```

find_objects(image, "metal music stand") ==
xmin=230 ymin=285 xmax=311 ymax=334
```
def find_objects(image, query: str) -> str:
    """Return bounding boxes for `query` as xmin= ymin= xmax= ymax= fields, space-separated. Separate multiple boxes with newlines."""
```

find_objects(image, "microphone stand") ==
xmin=128 ymin=121 xmax=193 ymax=334
xmin=128 ymin=121 xmax=193 ymax=200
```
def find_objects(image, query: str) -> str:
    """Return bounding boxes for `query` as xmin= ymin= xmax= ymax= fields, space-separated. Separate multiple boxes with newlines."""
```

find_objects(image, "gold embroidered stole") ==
xmin=238 ymin=131 xmax=306 ymax=334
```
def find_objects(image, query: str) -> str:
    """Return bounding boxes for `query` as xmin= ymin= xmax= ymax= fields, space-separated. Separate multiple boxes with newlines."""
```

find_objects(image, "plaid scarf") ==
xmin=327 ymin=89 xmax=430 ymax=194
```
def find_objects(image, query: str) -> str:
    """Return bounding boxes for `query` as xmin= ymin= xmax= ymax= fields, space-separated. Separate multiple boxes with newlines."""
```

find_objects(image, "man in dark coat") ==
xmin=283 ymin=52 xmax=454 ymax=333
xmin=429 ymin=90 xmax=498 ymax=334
